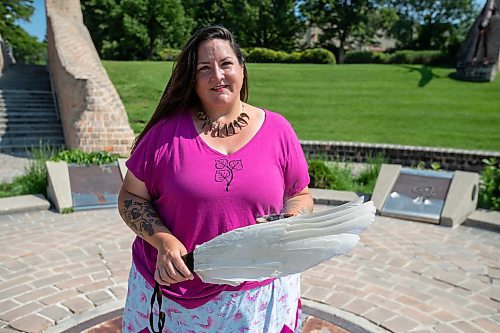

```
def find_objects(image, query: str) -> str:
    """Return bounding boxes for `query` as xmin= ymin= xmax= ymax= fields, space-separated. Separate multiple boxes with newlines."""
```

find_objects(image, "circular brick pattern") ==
xmin=82 ymin=314 xmax=348 ymax=333
xmin=1 ymin=207 xmax=499 ymax=332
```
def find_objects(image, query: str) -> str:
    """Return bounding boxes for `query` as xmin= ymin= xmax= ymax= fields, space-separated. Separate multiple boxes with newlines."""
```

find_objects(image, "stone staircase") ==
xmin=0 ymin=64 xmax=65 ymax=153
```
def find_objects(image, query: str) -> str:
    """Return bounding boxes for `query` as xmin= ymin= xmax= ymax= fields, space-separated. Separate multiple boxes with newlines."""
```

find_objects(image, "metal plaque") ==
xmin=68 ymin=163 xmax=122 ymax=210
xmin=381 ymin=168 xmax=453 ymax=223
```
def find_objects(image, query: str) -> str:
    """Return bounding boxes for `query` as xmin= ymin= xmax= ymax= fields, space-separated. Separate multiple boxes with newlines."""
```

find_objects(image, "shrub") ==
xmin=307 ymin=158 xmax=382 ymax=193
xmin=308 ymin=160 xmax=335 ymax=189
xmin=50 ymin=149 xmax=119 ymax=165
xmin=245 ymin=47 xmax=335 ymax=64
xmin=355 ymin=155 xmax=385 ymax=193
xmin=275 ymin=50 xmax=290 ymax=63
xmin=328 ymin=162 xmax=357 ymax=191
xmin=287 ymin=51 xmax=302 ymax=63
xmin=344 ymin=51 xmax=387 ymax=64
xmin=300 ymin=48 xmax=335 ymax=64
xmin=247 ymin=48 xmax=280 ymax=63
xmin=159 ymin=48 xmax=181 ymax=61
xmin=240 ymin=48 xmax=250 ymax=60
xmin=478 ymin=158 xmax=500 ymax=211
xmin=386 ymin=50 xmax=449 ymax=66
xmin=0 ymin=145 xmax=54 ymax=198
xmin=0 ymin=160 xmax=48 ymax=198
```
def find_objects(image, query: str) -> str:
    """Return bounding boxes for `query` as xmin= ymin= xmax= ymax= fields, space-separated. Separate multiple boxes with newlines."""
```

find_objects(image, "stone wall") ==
xmin=45 ymin=0 xmax=135 ymax=156
xmin=301 ymin=140 xmax=500 ymax=172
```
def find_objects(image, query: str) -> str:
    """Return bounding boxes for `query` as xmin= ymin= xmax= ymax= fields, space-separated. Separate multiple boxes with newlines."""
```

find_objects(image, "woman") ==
xmin=118 ymin=26 xmax=313 ymax=333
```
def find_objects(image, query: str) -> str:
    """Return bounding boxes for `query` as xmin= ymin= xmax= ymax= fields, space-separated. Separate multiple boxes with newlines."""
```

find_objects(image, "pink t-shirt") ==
xmin=125 ymin=108 xmax=310 ymax=309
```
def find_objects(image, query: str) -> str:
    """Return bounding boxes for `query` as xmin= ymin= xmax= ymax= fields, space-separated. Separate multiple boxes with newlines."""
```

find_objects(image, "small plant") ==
xmin=355 ymin=154 xmax=385 ymax=193
xmin=61 ymin=207 xmax=74 ymax=214
xmin=478 ymin=158 xmax=500 ymax=211
xmin=50 ymin=149 xmax=119 ymax=165
xmin=0 ymin=145 xmax=56 ymax=198
xmin=416 ymin=161 xmax=426 ymax=169
xmin=307 ymin=157 xmax=384 ymax=194
xmin=308 ymin=160 xmax=335 ymax=189
xmin=430 ymin=162 xmax=442 ymax=171
xmin=327 ymin=162 xmax=357 ymax=191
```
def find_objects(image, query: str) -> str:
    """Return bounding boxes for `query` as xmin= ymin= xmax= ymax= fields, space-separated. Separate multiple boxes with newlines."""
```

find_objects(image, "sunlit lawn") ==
xmin=104 ymin=61 xmax=500 ymax=151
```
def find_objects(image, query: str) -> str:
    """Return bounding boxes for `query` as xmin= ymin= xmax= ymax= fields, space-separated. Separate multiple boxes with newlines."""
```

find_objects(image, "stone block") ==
xmin=0 ymin=300 xmax=19 ymax=315
xmin=45 ymin=161 xmax=72 ymax=213
xmin=309 ymin=188 xmax=360 ymax=206
xmin=441 ymin=170 xmax=479 ymax=227
xmin=0 ymin=302 xmax=42 ymax=322
xmin=0 ymin=195 xmax=50 ymax=215
xmin=62 ymin=296 xmax=94 ymax=314
xmin=39 ymin=304 xmax=72 ymax=323
xmin=371 ymin=164 xmax=401 ymax=212
xmin=10 ymin=313 xmax=52 ymax=333
xmin=464 ymin=209 xmax=500 ymax=232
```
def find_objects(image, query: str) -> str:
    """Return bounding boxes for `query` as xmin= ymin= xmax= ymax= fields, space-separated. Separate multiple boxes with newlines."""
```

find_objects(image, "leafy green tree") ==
xmin=183 ymin=0 xmax=304 ymax=52
xmin=80 ymin=0 xmax=117 ymax=57
xmin=0 ymin=0 xmax=46 ymax=64
xmin=81 ymin=0 xmax=194 ymax=60
xmin=384 ymin=0 xmax=476 ymax=52
xmin=300 ymin=0 xmax=378 ymax=64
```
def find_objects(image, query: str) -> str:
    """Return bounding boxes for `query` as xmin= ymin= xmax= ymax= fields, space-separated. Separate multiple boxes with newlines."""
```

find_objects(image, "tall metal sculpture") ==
xmin=456 ymin=0 xmax=500 ymax=82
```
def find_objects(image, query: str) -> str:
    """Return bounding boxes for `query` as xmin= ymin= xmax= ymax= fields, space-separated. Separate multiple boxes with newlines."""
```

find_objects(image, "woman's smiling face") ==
xmin=195 ymin=39 xmax=244 ymax=111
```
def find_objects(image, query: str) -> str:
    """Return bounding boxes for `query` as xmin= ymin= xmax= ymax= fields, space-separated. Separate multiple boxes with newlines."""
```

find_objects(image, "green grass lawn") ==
xmin=104 ymin=61 xmax=500 ymax=151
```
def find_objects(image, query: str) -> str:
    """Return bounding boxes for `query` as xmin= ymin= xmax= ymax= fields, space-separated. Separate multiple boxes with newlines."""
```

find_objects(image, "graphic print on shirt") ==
xmin=214 ymin=158 xmax=243 ymax=191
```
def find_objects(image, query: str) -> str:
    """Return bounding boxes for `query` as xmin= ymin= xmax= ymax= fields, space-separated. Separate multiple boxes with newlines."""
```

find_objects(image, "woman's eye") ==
xmin=198 ymin=66 xmax=209 ymax=71
xmin=222 ymin=62 xmax=232 ymax=67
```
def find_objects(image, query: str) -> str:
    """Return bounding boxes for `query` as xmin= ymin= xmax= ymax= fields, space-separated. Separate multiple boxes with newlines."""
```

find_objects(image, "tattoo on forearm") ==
xmin=121 ymin=198 xmax=163 ymax=238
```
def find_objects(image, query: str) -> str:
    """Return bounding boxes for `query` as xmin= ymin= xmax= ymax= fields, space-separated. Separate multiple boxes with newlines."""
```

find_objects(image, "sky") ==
xmin=18 ymin=0 xmax=488 ymax=42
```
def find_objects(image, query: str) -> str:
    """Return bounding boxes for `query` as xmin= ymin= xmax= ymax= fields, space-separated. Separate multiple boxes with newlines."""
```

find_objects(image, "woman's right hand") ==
xmin=154 ymin=233 xmax=194 ymax=286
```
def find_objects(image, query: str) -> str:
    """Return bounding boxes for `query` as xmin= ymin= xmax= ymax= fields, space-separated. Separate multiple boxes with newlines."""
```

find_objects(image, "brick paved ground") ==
xmin=0 ymin=206 xmax=499 ymax=332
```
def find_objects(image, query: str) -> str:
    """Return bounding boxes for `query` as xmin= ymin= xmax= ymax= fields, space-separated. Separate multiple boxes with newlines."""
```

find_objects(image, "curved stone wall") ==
xmin=45 ymin=0 xmax=135 ymax=155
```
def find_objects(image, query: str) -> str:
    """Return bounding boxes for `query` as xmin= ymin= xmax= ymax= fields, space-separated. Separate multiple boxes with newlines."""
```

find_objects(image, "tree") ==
xmin=300 ymin=0 xmax=378 ymax=64
xmin=0 ymin=0 xmax=46 ymax=64
xmin=81 ymin=0 xmax=194 ymax=60
xmin=384 ymin=0 xmax=476 ymax=51
xmin=183 ymin=0 xmax=304 ymax=52
xmin=80 ymin=0 xmax=117 ymax=58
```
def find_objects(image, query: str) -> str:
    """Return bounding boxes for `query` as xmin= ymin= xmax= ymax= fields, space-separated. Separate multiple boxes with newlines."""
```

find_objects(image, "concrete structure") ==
xmin=46 ymin=161 xmax=73 ymax=213
xmin=45 ymin=159 xmax=128 ymax=213
xmin=372 ymin=164 xmax=479 ymax=227
xmin=0 ymin=194 xmax=50 ymax=215
xmin=456 ymin=0 xmax=500 ymax=81
xmin=371 ymin=164 xmax=402 ymax=213
xmin=440 ymin=171 xmax=480 ymax=227
xmin=465 ymin=209 xmax=500 ymax=232
xmin=309 ymin=188 xmax=360 ymax=206
xmin=45 ymin=0 xmax=135 ymax=155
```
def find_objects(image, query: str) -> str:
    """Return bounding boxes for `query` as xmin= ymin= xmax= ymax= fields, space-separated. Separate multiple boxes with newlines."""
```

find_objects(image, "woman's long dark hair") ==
xmin=131 ymin=26 xmax=248 ymax=152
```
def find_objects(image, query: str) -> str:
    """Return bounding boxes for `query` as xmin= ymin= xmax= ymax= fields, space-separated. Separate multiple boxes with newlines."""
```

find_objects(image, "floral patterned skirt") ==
xmin=122 ymin=262 xmax=302 ymax=333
